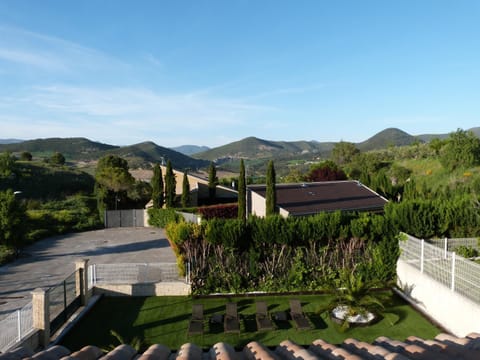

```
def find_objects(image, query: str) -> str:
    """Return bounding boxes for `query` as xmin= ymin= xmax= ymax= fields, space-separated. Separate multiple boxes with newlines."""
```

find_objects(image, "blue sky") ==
xmin=0 ymin=1 xmax=480 ymax=147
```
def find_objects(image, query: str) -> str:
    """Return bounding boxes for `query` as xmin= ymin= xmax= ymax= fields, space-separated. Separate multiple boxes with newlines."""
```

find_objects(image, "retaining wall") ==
xmin=93 ymin=282 xmax=191 ymax=297
xmin=397 ymin=259 xmax=480 ymax=336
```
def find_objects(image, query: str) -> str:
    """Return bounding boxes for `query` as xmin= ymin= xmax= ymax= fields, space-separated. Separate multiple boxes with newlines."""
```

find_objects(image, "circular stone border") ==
xmin=330 ymin=305 xmax=376 ymax=327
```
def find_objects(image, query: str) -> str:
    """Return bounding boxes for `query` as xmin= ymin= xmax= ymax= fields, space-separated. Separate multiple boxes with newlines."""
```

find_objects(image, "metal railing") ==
xmin=88 ymin=263 xmax=182 ymax=288
xmin=0 ymin=302 xmax=33 ymax=353
xmin=427 ymin=237 xmax=480 ymax=253
xmin=400 ymin=233 xmax=480 ymax=304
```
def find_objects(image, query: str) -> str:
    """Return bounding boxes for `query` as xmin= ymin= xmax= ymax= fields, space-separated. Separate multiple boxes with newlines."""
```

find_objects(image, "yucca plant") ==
xmin=322 ymin=268 xmax=390 ymax=331
xmin=102 ymin=330 xmax=144 ymax=353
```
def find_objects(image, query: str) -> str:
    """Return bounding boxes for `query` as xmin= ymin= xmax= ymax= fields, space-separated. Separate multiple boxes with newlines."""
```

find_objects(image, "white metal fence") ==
xmin=88 ymin=263 xmax=183 ymax=288
xmin=400 ymin=233 xmax=480 ymax=304
xmin=427 ymin=237 xmax=480 ymax=253
xmin=0 ymin=302 xmax=33 ymax=353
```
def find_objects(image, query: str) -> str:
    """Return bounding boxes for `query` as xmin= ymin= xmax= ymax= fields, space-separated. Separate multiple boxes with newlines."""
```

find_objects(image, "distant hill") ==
xmin=171 ymin=145 xmax=210 ymax=155
xmin=0 ymin=137 xmax=117 ymax=159
xmin=106 ymin=141 xmax=209 ymax=169
xmin=0 ymin=138 xmax=208 ymax=170
xmin=0 ymin=139 xmax=23 ymax=144
xmin=356 ymin=128 xmax=420 ymax=151
xmin=193 ymin=136 xmax=335 ymax=161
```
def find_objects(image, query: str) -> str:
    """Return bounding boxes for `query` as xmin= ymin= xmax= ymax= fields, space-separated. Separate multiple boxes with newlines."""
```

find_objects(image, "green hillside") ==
xmin=356 ymin=128 xmax=420 ymax=151
xmin=194 ymin=136 xmax=335 ymax=161
xmin=0 ymin=161 xmax=94 ymax=199
xmin=106 ymin=141 xmax=209 ymax=170
xmin=0 ymin=138 xmax=208 ymax=170
xmin=0 ymin=137 xmax=117 ymax=160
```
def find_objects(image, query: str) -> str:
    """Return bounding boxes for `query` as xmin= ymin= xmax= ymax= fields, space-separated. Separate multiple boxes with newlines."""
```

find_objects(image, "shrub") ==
xmin=198 ymin=203 xmax=238 ymax=220
xmin=454 ymin=245 xmax=479 ymax=259
xmin=148 ymin=208 xmax=182 ymax=228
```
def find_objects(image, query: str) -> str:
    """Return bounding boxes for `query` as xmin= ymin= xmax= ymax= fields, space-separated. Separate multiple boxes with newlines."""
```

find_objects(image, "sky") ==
xmin=0 ymin=1 xmax=480 ymax=148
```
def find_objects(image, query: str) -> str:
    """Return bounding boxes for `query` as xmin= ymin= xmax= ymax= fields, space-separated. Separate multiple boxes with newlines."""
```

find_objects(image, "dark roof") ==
xmin=249 ymin=181 xmax=388 ymax=216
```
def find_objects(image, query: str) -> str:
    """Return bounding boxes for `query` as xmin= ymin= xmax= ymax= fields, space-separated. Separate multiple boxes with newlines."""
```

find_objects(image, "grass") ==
xmin=60 ymin=293 xmax=442 ymax=352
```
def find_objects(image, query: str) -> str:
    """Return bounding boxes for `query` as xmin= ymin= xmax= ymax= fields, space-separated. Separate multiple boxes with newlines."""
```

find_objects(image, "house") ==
xmin=247 ymin=180 xmax=388 ymax=217
xmin=156 ymin=166 xmax=237 ymax=207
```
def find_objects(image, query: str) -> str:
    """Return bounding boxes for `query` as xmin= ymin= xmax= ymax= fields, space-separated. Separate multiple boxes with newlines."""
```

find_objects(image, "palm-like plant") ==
xmin=323 ymin=268 xmax=390 ymax=330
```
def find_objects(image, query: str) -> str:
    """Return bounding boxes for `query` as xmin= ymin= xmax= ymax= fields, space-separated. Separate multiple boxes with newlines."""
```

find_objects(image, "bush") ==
xmin=198 ymin=203 xmax=238 ymax=220
xmin=454 ymin=245 xmax=479 ymax=259
xmin=148 ymin=208 xmax=182 ymax=228
xmin=168 ymin=212 xmax=400 ymax=294
xmin=0 ymin=245 xmax=17 ymax=265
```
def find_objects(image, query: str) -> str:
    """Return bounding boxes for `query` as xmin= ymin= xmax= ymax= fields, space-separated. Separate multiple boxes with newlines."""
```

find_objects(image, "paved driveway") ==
xmin=0 ymin=227 xmax=175 ymax=319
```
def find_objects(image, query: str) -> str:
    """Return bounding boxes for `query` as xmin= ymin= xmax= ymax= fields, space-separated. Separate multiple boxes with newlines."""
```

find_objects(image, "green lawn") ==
xmin=60 ymin=293 xmax=442 ymax=352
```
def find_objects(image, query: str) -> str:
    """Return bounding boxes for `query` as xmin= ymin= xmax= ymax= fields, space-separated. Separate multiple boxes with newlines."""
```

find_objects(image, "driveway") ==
xmin=0 ymin=227 xmax=175 ymax=319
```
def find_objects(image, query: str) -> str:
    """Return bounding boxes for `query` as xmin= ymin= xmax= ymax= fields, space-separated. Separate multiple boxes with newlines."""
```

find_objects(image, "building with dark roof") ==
xmin=247 ymin=180 xmax=388 ymax=217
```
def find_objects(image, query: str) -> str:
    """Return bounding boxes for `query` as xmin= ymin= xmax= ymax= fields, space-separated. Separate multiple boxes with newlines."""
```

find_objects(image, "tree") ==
xmin=181 ymin=171 xmax=191 ymax=207
xmin=50 ymin=152 xmax=66 ymax=165
xmin=0 ymin=190 xmax=26 ymax=249
xmin=20 ymin=151 xmax=32 ymax=161
xmin=238 ymin=159 xmax=246 ymax=221
xmin=151 ymin=164 xmax=164 ymax=208
xmin=307 ymin=160 xmax=347 ymax=181
xmin=332 ymin=141 xmax=360 ymax=165
xmin=0 ymin=152 xmax=15 ymax=178
xmin=164 ymin=160 xmax=176 ymax=208
xmin=127 ymin=180 xmax=152 ymax=208
xmin=95 ymin=155 xmax=135 ymax=210
xmin=208 ymin=162 xmax=218 ymax=201
xmin=265 ymin=160 xmax=277 ymax=217
xmin=440 ymin=129 xmax=480 ymax=171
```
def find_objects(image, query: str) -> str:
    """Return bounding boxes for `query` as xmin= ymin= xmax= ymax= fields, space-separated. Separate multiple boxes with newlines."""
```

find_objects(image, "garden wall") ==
xmin=93 ymin=282 xmax=191 ymax=297
xmin=397 ymin=259 xmax=480 ymax=337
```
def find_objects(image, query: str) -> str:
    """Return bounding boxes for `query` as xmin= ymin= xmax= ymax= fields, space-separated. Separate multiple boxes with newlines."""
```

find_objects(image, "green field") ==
xmin=60 ymin=293 xmax=442 ymax=352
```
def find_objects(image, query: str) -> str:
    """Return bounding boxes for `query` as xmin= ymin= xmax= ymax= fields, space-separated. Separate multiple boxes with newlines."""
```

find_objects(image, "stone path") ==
xmin=0 ymin=227 xmax=175 ymax=319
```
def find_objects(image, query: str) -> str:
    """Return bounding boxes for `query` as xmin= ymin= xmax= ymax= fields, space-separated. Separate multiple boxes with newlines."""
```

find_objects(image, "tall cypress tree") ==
xmin=151 ymin=164 xmax=164 ymax=208
xmin=181 ymin=171 xmax=191 ymax=208
xmin=238 ymin=159 xmax=246 ymax=221
xmin=266 ymin=160 xmax=277 ymax=217
xmin=164 ymin=160 xmax=176 ymax=208
xmin=208 ymin=162 xmax=218 ymax=201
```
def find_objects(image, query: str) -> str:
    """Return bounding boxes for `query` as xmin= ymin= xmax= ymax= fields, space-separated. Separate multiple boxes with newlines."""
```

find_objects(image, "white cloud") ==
xmin=0 ymin=25 xmax=128 ymax=74
xmin=0 ymin=84 xmax=277 ymax=146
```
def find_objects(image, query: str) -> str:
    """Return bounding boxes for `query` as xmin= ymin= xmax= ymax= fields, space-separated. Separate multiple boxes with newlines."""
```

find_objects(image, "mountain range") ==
xmin=0 ymin=127 xmax=478 ymax=169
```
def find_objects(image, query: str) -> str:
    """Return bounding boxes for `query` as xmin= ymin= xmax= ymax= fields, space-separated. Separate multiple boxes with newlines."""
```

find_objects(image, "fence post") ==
xmin=420 ymin=239 xmax=425 ymax=273
xmin=444 ymin=237 xmax=448 ymax=259
xmin=31 ymin=288 xmax=50 ymax=348
xmin=16 ymin=310 xmax=21 ymax=342
xmin=75 ymin=259 xmax=90 ymax=305
xmin=451 ymin=252 xmax=456 ymax=291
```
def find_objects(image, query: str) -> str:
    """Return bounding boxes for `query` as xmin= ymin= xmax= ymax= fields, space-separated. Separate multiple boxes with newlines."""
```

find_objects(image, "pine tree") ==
xmin=181 ymin=171 xmax=191 ymax=208
xmin=266 ymin=160 xmax=277 ymax=217
xmin=151 ymin=164 xmax=164 ymax=208
xmin=208 ymin=162 xmax=218 ymax=201
xmin=238 ymin=159 xmax=246 ymax=221
xmin=164 ymin=160 xmax=176 ymax=208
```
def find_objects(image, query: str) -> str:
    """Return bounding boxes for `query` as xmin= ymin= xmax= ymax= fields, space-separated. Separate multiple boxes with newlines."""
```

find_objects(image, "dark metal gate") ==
xmin=49 ymin=270 xmax=82 ymax=334
xmin=104 ymin=209 xmax=145 ymax=228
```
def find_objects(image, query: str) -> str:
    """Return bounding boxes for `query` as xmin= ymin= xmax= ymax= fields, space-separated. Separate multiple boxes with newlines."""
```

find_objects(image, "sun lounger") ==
xmin=289 ymin=299 xmax=312 ymax=330
xmin=187 ymin=304 xmax=204 ymax=335
xmin=256 ymin=301 xmax=275 ymax=331
xmin=224 ymin=302 xmax=240 ymax=334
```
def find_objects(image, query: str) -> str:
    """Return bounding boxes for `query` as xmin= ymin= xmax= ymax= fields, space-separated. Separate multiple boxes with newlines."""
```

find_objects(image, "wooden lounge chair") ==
xmin=187 ymin=304 xmax=204 ymax=335
xmin=224 ymin=302 xmax=240 ymax=334
xmin=255 ymin=301 xmax=275 ymax=331
xmin=289 ymin=299 xmax=312 ymax=330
